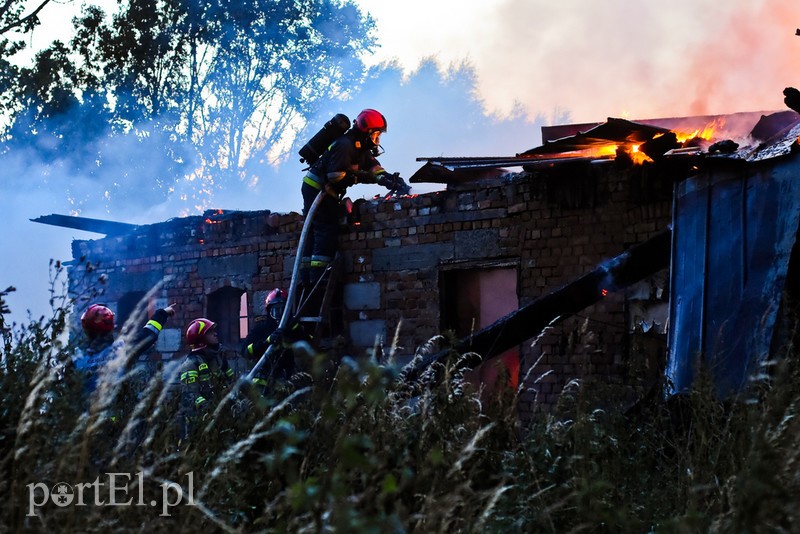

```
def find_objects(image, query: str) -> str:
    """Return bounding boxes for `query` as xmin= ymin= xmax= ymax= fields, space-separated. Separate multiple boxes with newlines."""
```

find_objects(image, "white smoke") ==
xmin=359 ymin=0 xmax=800 ymax=122
xmin=7 ymin=0 xmax=796 ymax=324
xmin=1 ymin=59 xmax=544 ymax=325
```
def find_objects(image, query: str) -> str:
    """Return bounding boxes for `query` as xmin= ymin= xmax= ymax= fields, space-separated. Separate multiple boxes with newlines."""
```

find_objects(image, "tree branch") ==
xmin=0 ymin=0 xmax=54 ymax=36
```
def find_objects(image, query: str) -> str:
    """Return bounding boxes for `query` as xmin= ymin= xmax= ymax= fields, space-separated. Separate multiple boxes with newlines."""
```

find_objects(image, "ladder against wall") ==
xmin=294 ymin=253 xmax=343 ymax=347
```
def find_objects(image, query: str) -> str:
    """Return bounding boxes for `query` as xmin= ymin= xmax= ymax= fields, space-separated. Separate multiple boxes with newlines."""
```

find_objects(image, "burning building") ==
xmin=35 ymin=108 xmax=800 ymax=418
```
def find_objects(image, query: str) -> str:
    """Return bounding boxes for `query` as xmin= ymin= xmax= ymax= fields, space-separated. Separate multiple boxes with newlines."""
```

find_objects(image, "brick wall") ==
xmin=68 ymin=162 xmax=672 ymax=416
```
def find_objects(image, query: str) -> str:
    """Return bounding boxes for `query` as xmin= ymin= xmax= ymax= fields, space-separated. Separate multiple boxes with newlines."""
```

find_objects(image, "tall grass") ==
xmin=2 ymin=276 xmax=800 ymax=532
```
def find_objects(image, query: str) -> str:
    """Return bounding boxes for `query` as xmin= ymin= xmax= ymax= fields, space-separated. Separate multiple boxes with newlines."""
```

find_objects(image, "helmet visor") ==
xmin=368 ymin=130 xmax=382 ymax=146
xmin=268 ymin=303 xmax=284 ymax=321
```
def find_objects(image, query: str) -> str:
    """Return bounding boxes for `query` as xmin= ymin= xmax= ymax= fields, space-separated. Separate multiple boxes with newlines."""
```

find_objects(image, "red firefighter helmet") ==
xmin=185 ymin=318 xmax=217 ymax=351
xmin=266 ymin=288 xmax=287 ymax=320
xmin=354 ymin=109 xmax=387 ymax=133
xmin=81 ymin=304 xmax=115 ymax=338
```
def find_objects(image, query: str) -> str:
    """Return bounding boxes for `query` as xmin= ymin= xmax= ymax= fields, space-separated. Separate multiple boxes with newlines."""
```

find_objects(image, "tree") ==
xmin=0 ymin=0 xmax=60 ymax=135
xmin=1 ymin=0 xmax=374 ymax=214
xmin=195 ymin=0 xmax=374 ymax=188
xmin=0 ymin=0 xmax=54 ymax=36
xmin=11 ymin=41 xmax=104 ymax=156
xmin=5 ymin=34 xmax=185 ymax=212
xmin=18 ymin=0 xmax=377 ymax=212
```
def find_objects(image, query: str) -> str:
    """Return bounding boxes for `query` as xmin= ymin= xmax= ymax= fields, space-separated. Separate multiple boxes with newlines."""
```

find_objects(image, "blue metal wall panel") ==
xmin=667 ymin=177 xmax=708 ymax=393
xmin=667 ymin=157 xmax=800 ymax=397
xmin=705 ymin=175 xmax=746 ymax=393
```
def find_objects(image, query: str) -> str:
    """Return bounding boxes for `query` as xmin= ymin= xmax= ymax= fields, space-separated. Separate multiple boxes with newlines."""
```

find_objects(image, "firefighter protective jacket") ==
xmin=72 ymin=307 xmax=172 ymax=396
xmin=179 ymin=349 xmax=235 ymax=412
xmin=242 ymin=318 xmax=308 ymax=389
xmin=303 ymin=129 xmax=386 ymax=196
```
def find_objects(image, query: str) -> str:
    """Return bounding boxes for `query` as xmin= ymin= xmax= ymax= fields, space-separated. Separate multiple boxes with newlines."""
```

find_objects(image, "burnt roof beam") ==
xmin=31 ymin=214 xmax=139 ymax=236
xmin=400 ymin=228 xmax=672 ymax=383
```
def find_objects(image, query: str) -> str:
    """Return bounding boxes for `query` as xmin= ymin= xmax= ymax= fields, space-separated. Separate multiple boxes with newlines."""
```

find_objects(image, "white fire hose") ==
xmin=246 ymin=191 xmax=324 ymax=381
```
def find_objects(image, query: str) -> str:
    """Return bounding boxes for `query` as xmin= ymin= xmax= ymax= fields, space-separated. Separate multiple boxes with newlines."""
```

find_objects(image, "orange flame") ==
xmin=566 ymin=142 xmax=653 ymax=165
xmin=540 ymin=119 xmax=731 ymax=166
xmin=672 ymin=118 xmax=725 ymax=143
xmin=628 ymin=144 xmax=651 ymax=165
xmin=204 ymin=209 xmax=225 ymax=224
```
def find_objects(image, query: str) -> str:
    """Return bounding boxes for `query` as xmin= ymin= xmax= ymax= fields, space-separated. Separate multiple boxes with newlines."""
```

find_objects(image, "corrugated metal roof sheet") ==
xmin=412 ymin=110 xmax=800 ymax=184
xmin=521 ymin=117 xmax=671 ymax=156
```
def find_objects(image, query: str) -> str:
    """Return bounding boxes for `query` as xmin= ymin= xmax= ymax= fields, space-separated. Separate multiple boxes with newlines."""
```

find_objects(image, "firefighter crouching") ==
xmin=300 ymin=108 xmax=410 ymax=288
xmin=179 ymin=318 xmax=235 ymax=440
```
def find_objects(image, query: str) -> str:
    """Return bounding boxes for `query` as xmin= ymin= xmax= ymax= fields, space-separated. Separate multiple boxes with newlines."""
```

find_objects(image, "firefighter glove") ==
xmin=378 ymin=172 xmax=411 ymax=195
xmin=267 ymin=328 xmax=287 ymax=347
xmin=349 ymin=170 xmax=377 ymax=184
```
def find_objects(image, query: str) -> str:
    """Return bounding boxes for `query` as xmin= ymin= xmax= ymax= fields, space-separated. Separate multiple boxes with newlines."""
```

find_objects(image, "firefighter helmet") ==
xmin=354 ymin=109 xmax=387 ymax=133
xmin=186 ymin=318 xmax=217 ymax=351
xmin=81 ymin=304 xmax=115 ymax=338
xmin=266 ymin=288 xmax=287 ymax=320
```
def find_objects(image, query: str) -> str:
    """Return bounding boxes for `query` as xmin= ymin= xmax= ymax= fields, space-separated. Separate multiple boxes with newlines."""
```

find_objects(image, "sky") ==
xmin=357 ymin=0 xmax=798 ymax=123
xmin=2 ymin=0 xmax=800 ymax=325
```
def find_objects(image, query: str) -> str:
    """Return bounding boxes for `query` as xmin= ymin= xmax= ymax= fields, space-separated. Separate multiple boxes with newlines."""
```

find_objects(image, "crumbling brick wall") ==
xmin=343 ymin=163 xmax=671 ymax=418
xmin=68 ymin=162 xmax=671 ymax=417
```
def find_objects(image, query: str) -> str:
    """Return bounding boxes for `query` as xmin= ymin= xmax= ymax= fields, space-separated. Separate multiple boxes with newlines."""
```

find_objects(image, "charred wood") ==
xmin=400 ymin=228 xmax=672 ymax=383
xmin=708 ymin=139 xmax=739 ymax=154
xmin=31 ymin=214 xmax=138 ymax=236
xmin=784 ymin=87 xmax=800 ymax=115
xmin=639 ymin=131 xmax=679 ymax=161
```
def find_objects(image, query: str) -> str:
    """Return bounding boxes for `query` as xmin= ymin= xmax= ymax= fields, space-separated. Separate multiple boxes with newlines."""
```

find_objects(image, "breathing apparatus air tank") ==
xmin=298 ymin=113 xmax=351 ymax=165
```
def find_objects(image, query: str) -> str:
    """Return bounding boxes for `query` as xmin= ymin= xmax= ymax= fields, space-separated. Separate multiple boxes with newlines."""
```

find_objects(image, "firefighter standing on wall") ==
xmin=300 ymin=109 xmax=410 ymax=287
xmin=179 ymin=318 xmax=235 ymax=439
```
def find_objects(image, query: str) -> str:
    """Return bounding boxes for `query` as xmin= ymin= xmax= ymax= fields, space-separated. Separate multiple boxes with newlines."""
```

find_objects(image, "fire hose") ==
xmin=245 ymin=174 xmax=409 ymax=382
xmin=246 ymin=191 xmax=324 ymax=381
